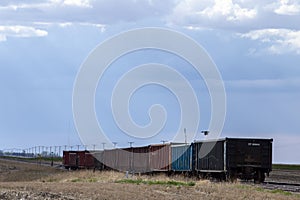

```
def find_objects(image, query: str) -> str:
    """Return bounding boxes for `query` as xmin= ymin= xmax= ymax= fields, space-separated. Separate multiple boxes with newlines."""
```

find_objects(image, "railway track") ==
xmin=261 ymin=181 xmax=300 ymax=193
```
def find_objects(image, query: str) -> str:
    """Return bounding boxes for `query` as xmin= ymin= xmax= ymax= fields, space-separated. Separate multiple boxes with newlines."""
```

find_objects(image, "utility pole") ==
xmin=102 ymin=143 xmax=106 ymax=150
xmin=184 ymin=128 xmax=187 ymax=144
xmin=128 ymin=142 xmax=134 ymax=173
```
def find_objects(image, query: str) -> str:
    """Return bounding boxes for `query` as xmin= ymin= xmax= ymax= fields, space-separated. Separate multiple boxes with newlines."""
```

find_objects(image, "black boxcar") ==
xmin=193 ymin=138 xmax=273 ymax=183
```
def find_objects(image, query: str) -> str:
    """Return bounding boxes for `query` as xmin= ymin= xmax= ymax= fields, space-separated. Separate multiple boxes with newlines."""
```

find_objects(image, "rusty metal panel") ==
xmin=63 ymin=151 xmax=70 ymax=167
xmin=77 ymin=151 xmax=86 ymax=168
xmin=69 ymin=152 xmax=77 ymax=168
xmin=84 ymin=152 xmax=95 ymax=168
xmin=149 ymin=144 xmax=171 ymax=171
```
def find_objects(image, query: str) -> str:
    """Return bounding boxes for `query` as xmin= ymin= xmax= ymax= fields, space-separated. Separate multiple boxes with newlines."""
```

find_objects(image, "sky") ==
xmin=0 ymin=0 xmax=300 ymax=163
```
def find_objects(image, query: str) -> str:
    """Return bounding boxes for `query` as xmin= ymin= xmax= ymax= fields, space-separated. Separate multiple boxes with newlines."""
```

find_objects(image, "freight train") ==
xmin=63 ymin=138 xmax=273 ymax=183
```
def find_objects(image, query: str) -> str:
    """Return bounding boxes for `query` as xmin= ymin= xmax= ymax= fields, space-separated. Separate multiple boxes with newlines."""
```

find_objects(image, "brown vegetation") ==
xmin=0 ymin=159 xmax=299 ymax=200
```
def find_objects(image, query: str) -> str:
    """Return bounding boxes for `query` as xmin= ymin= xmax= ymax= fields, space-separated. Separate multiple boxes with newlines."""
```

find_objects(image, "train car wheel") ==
xmin=254 ymin=170 xmax=265 ymax=183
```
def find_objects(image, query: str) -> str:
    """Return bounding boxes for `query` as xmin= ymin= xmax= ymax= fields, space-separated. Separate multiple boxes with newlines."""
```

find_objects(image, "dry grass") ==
xmin=0 ymin=159 xmax=61 ymax=182
xmin=1 ymin=159 xmax=300 ymax=199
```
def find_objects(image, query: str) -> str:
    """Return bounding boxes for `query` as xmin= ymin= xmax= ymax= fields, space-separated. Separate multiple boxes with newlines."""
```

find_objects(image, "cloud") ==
xmin=0 ymin=0 xmax=176 ymax=25
xmin=167 ymin=0 xmax=300 ymax=32
xmin=199 ymin=0 xmax=257 ymax=21
xmin=62 ymin=0 xmax=92 ymax=8
xmin=168 ymin=0 xmax=259 ymax=30
xmin=238 ymin=28 xmax=300 ymax=54
xmin=0 ymin=25 xmax=48 ymax=41
xmin=274 ymin=0 xmax=300 ymax=15
xmin=226 ymin=78 xmax=300 ymax=92
xmin=0 ymin=0 xmax=92 ymax=9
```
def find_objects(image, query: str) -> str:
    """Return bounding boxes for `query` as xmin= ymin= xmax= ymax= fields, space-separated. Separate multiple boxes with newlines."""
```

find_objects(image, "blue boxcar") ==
xmin=171 ymin=144 xmax=192 ymax=171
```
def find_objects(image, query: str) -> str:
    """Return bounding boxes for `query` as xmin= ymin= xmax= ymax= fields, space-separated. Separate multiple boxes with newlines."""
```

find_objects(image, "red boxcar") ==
xmin=84 ymin=152 xmax=95 ymax=168
xmin=63 ymin=151 xmax=78 ymax=169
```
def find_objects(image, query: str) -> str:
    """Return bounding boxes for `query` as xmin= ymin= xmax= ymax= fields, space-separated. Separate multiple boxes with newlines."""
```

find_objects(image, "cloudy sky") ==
xmin=0 ymin=0 xmax=300 ymax=163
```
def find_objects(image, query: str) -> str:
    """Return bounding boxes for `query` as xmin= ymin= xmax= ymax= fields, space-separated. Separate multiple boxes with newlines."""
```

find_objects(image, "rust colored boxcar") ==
xmin=77 ymin=151 xmax=86 ymax=168
xmin=63 ymin=151 xmax=70 ymax=169
xmin=149 ymin=144 xmax=171 ymax=171
xmin=64 ymin=151 xmax=78 ymax=169
xmin=77 ymin=151 xmax=95 ymax=169
xmin=84 ymin=152 xmax=95 ymax=168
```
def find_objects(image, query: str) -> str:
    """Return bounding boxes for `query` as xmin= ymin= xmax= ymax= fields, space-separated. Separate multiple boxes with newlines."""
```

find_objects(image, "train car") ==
xmin=149 ymin=144 xmax=171 ymax=171
xmin=93 ymin=150 xmax=105 ymax=170
xmin=124 ymin=146 xmax=150 ymax=173
xmin=77 ymin=151 xmax=95 ymax=169
xmin=171 ymin=144 xmax=193 ymax=172
xmin=63 ymin=150 xmax=95 ymax=169
xmin=93 ymin=146 xmax=150 ymax=172
xmin=100 ymin=148 xmax=119 ymax=170
xmin=192 ymin=138 xmax=273 ymax=183
xmin=63 ymin=151 xmax=78 ymax=169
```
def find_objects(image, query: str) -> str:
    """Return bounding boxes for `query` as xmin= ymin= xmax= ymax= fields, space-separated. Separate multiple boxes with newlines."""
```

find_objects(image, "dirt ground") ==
xmin=266 ymin=169 xmax=300 ymax=184
xmin=0 ymin=159 xmax=299 ymax=200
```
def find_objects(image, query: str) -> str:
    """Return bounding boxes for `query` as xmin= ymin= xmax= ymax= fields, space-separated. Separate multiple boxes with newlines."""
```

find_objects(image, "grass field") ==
xmin=0 ymin=156 xmax=62 ymax=163
xmin=273 ymin=164 xmax=300 ymax=170
xmin=0 ymin=157 xmax=300 ymax=199
xmin=0 ymin=158 xmax=300 ymax=199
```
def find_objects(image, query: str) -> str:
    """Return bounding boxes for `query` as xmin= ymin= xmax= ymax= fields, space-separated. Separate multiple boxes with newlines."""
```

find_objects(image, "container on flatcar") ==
xmin=171 ymin=144 xmax=193 ymax=171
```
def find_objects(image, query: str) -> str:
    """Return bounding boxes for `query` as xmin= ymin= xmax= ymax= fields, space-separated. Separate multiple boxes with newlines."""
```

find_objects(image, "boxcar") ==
xmin=93 ymin=151 xmax=105 ymax=170
xmin=101 ymin=148 xmax=119 ymax=170
xmin=128 ymin=146 xmax=150 ymax=173
xmin=77 ymin=151 xmax=86 ymax=168
xmin=93 ymin=146 xmax=150 ymax=172
xmin=171 ymin=144 xmax=192 ymax=172
xmin=77 ymin=151 xmax=95 ymax=169
xmin=63 ymin=151 xmax=70 ymax=169
xmin=63 ymin=151 xmax=78 ymax=169
xmin=149 ymin=144 xmax=171 ymax=171
xmin=193 ymin=138 xmax=273 ymax=182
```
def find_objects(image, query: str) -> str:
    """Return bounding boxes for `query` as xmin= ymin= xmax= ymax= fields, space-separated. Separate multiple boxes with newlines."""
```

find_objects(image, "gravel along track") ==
xmin=261 ymin=182 xmax=300 ymax=193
